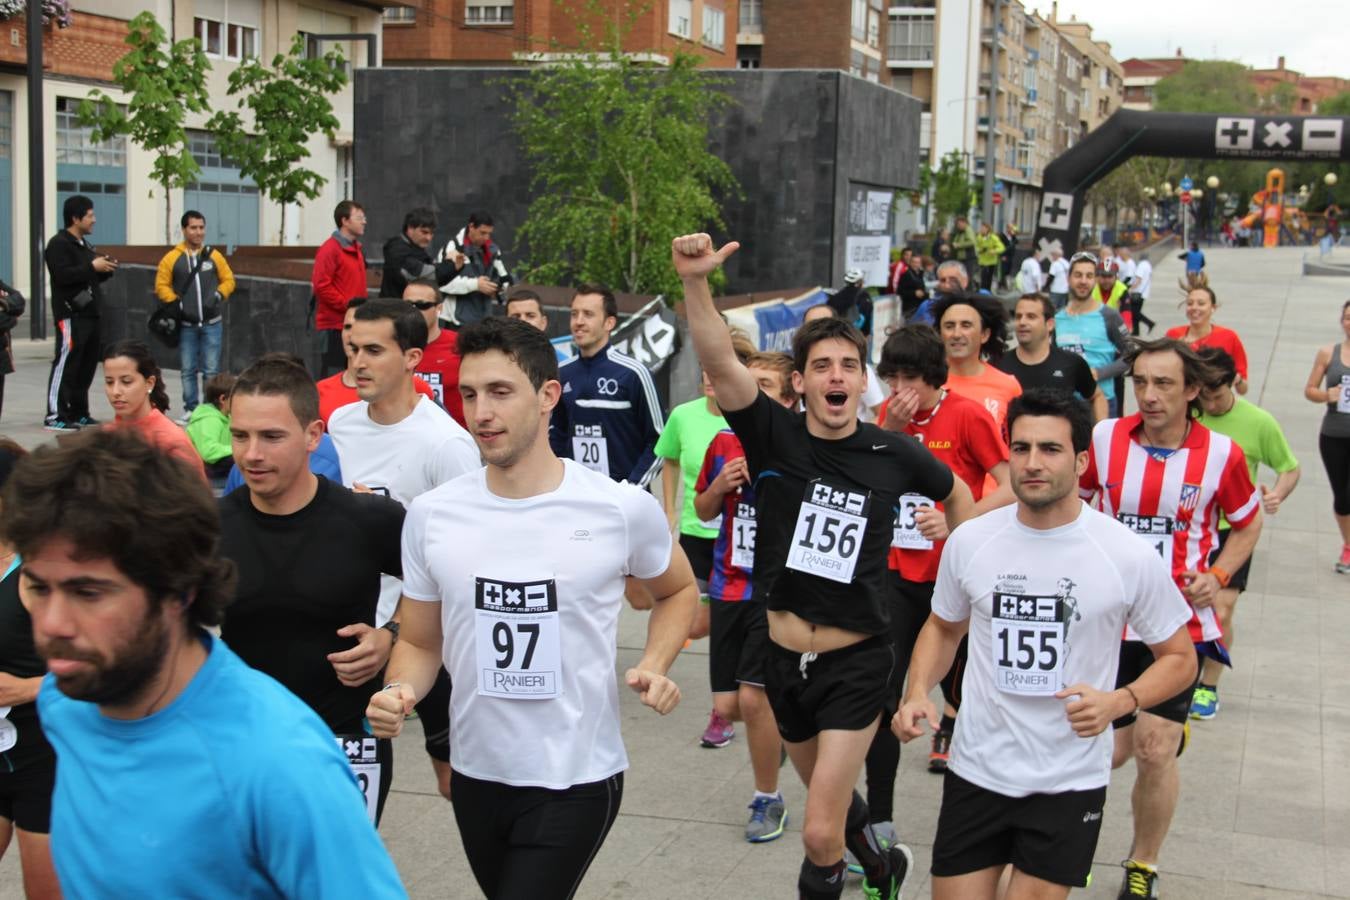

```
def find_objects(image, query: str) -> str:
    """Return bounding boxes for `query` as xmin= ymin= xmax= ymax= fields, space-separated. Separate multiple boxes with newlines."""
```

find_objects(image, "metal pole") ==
xmin=982 ymin=0 xmax=1001 ymax=226
xmin=27 ymin=0 xmax=45 ymax=340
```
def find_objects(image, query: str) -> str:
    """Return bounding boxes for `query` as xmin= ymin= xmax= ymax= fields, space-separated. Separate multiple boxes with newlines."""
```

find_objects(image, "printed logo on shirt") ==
xmin=928 ymin=440 xmax=952 ymax=450
xmin=1178 ymin=483 xmax=1202 ymax=513
xmin=474 ymin=577 xmax=562 ymax=698
xmin=563 ymin=383 xmax=572 ymax=393
xmin=596 ymin=377 xmax=619 ymax=396
xmin=477 ymin=579 xmax=557 ymax=613
xmin=809 ymin=483 xmax=867 ymax=516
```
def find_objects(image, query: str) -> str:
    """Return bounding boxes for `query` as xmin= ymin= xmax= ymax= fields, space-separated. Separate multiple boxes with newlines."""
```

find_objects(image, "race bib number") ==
xmin=730 ymin=501 xmax=757 ymax=570
xmin=418 ymin=371 xmax=445 ymax=406
xmin=1338 ymin=375 xmax=1350 ymax=414
xmin=1118 ymin=513 xmax=1174 ymax=564
xmin=891 ymin=494 xmax=935 ymax=551
xmin=572 ymin=425 xmax=609 ymax=476
xmin=786 ymin=481 xmax=870 ymax=584
xmin=334 ymin=733 xmax=381 ymax=825
xmin=1060 ymin=342 xmax=1085 ymax=359
xmin=991 ymin=593 xmax=1064 ymax=696
xmin=474 ymin=577 xmax=562 ymax=699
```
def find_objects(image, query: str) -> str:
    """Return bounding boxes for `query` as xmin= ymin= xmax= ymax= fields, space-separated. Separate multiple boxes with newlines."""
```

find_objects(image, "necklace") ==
xmin=911 ymin=390 xmax=947 ymax=427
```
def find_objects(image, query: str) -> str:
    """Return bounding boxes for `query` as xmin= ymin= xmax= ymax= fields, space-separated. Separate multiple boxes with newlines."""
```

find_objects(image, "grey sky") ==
xmin=1042 ymin=0 xmax=1347 ymax=78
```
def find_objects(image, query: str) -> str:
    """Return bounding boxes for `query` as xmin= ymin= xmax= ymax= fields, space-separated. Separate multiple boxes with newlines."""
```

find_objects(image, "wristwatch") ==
xmin=381 ymin=621 xmax=400 ymax=644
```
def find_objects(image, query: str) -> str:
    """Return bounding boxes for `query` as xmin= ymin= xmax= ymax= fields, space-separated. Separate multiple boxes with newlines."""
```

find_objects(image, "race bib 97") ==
xmin=1118 ymin=513 xmax=1174 ymax=565
xmin=891 ymin=494 xmax=935 ymax=551
xmin=990 ymin=592 xmax=1064 ymax=696
xmin=786 ymin=481 xmax=870 ymax=584
xmin=1338 ymin=375 xmax=1350 ymax=414
xmin=572 ymin=425 xmax=609 ymax=476
xmin=474 ymin=577 xmax=562 ymax=700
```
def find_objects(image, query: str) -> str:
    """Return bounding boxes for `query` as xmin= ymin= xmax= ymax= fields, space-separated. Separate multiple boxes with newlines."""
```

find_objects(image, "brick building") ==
xmin=1124 ymin=51 xmax=1348 ymax=113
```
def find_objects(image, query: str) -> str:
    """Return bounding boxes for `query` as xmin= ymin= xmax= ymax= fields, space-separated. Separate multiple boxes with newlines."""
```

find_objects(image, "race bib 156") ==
xmin=786 ymin=481 xmax=870 ymax=584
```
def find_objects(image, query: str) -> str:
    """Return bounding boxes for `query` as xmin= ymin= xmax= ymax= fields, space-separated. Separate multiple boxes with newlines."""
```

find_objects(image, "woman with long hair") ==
xmin=1166 ymin=276 xmax=1249 ymax=395
xmin=102 ymin=340 xmax=206 ymax=480
xmin=1304 ymin=300 xmax=1350 ymax=574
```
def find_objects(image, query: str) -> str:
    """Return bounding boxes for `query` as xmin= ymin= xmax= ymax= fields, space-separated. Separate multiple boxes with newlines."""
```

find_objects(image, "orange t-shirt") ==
xmin=943 ymin=364 xmax=1023 ymax=434
xmin=107 ymin=408 xmax=207 ymax=481
xmin=1165 ymin=324 xmax=1249 ymax=380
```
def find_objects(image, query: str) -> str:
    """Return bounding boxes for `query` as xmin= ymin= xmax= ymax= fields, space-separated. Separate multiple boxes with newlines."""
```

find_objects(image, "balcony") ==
xmin=887 ymin=43 xmax=934 ymax=64
xmin=1027 ymin=48 xmax=1039 ymax=62
xmin=980 ymin=25 xmax=1006 ymax=46
xmin=1022 ymin=88 xmax=1037 ymax=104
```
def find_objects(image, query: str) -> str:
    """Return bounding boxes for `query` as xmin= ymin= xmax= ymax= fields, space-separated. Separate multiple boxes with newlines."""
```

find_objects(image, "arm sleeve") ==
xmin=621 ymin=487 xmax=675 ymax=579
xmin=653 ymin=406 xmax=682 ymax=461
xmin=929 ymin=528 xmax=970 ymax=623
xmin=625 ymin=363 xmax=666 ymax=487
xmin=720 ymin=390 xmax=777 ymax=478
xmin=695 ymin=439 xmax=722 ymax=493
xmin=432 ymin=434 xmax=483 ymax=486
xmin=1095 ymin=307 xmax=1131 ymax=380
xmin=1231 ymin=332 xmax=1249 ymax=380
xmin=213 ymin=251 xmax=236 ymax=299
xmin=186 ymin=416 xmax=233 ymax=463
xmin=312 ymin=244 xmax=345 ymax=316
xmin=1072 ymin=354 xmax=1099 ymax=400
xmin=1259 ymin=413 xmax=1299 ymax=473
xmin=400 ymin=496 xmax=439 ymax=601
xmin=1217 ymin=444 xmax=1261 ymax=529
xmin=155 ymin=250 xmax=179 ymax=302
xmin=44 ymin=243 xmax=96 ymax=288
xmin=964 ymin=408 xmax=1009 ymax=474
xmin=902 ymin=435 xmax=956 ymax=503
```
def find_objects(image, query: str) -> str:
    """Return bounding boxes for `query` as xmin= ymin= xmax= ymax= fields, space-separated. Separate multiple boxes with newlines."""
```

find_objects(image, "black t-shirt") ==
xmin=0 ymin=560 xmax=54 ymax=768
xmin=996 ymin=347 xmax=1098 ymax=401
xmin=218 ymin=477 xmax=404 ymax=732
xmin=723 ymin=391 xmax=955 ymax=635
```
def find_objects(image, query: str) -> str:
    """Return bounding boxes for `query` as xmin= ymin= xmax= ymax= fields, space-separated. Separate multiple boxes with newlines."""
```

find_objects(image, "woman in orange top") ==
xmin=102 ymin=340 xmax=207 ymax=481
xmin=1166 ymin=279 xmax=1249 ymax=394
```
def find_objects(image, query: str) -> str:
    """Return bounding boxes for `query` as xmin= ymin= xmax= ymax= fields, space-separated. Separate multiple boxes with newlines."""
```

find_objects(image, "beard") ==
xmin=39 ymin=608 xmax=172 ymax=706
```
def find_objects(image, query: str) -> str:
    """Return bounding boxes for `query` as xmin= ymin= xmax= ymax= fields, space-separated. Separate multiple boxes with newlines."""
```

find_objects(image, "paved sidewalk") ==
xmin=1 ymin=246 xmax=1347 ymax=898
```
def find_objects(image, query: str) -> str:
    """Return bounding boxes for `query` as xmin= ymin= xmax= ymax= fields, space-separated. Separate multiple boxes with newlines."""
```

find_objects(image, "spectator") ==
xmin=910 ymin=260 xmax=970 ymax=327
xmin=1178 ymin=240 xmax=1206 ymax=276
xmin=435 ymin=211 xmax=513 ymax=327
xmin=998 ymin=222 xmax=1018 ymax=289
xmin=974 ymin=222 xmax=1005 ymax=292
xmin=951 ymin=216 xmax=978 ymax=271
xmin=155 ymin=210 xmax=236 ymax=420
xmin=1123 ymin=247 xmax=1156 ymax=334
xmin=312 ymin=200 xmax=369 ymax=379
xmin=930 ymin=228 xmax=952 ymax=263
xmin=1046 ymin=244 xmax=1070 ymax=309
xmin=44 ymin=195 xmax=118 ymax=432
xmin=893 ymin=248 xmax=928 ymax=320
xmin=0 ymin=280 xmax=25 ymax=423
xmin=101 ymin=340 xmax=205 ymax=481
xmin=186 ymin=373 xmax=237 ymax=479
xmin=1016 ymin=246 xmax=1044 ymax=294
xmin=379 ymin=207 xmax=462 ymax=298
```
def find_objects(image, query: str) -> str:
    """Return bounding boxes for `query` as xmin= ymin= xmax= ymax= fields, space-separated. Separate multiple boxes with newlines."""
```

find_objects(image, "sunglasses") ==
xmin=1069 ymin=251 xmax=1099 ymax=265
xmin=408 ymin=300 xmax=438 ymax=310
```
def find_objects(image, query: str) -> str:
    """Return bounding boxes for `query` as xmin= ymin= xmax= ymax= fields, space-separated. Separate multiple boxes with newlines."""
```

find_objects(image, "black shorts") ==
xmin=709 ymin=599 xmax=769 ymax=692
xmin=765 ymin=634 xmax=894 ymax=743
xmin=1210 ymin=527 xmax=1251 ymax=593
xmin=932 ymin=770 xmax=1106 ymax=888
xmin=415 ymin=667 xmax=452 ymax=762
xmin=1112 ymin=640 xmax=1198 ymax=729
xmin=679 ymin=533 xmax=715 ymax=594
xmin=0 ymin=755 xmax=56 ymax=834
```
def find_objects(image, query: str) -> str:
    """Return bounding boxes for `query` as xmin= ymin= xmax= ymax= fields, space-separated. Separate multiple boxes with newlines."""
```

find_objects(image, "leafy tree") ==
xmin=1153 ymin=61 xmax=1258 ymax=114
xmin=510 ymin=2 xmax=738 ymax=296
xmin=77 ymin=11 xmax=211 ymax=242
xmin=927 ymin=150 xmax=974 ymax=228
xmin=207 ymin=35 xmax=348 ymax=245
xmin=1320 ymin=91 xmax=1350 ymax=116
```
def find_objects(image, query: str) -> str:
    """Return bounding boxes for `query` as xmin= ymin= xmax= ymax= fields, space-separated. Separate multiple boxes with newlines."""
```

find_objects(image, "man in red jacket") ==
xmin=312 ymin=200 xmax=369 ymax=377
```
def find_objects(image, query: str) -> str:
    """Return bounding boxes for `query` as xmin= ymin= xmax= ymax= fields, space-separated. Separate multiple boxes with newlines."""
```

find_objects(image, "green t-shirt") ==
xmin=654 ymin=397 xmax=728 ymax=538
xmin=1199 ymin=396 xmax=1298 ymax=527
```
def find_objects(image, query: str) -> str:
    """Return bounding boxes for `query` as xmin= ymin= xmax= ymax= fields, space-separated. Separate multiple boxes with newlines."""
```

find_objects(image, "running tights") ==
xmin=1321 ymin=432 xmax=1350 ymax=516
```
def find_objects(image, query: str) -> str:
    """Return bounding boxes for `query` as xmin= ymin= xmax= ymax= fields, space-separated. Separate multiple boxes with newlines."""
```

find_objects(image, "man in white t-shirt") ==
xmin=895 ymin=389 xmax=1195 ymax=900
xmin=329 ymin=297 xmax=481 ymax=801
xmin=1122 ymin=247 xmax=1156 ymax=335
xmin=1017 ymin=247 xmax=1044 ymax=294
xmin=1047 ymin=247 xmax=1070 ymax=310
xmin=366 ymin=317 xmax=698 ymax=900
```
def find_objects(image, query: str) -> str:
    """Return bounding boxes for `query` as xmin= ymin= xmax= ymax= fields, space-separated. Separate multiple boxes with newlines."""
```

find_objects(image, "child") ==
xmin=187 ymin=372 xmax=237 ymax=478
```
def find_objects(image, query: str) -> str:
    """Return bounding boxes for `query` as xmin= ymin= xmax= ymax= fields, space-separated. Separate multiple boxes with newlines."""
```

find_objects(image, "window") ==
xmin=739 ymin=0 xmax=761 ymax=34
xmin=466 ymin=0 xmax=513 ymax=24
xmin=702 ymin=7 xmax=724 ymax=50
xmin=851 ymin=0 xmax=867 ymax=42
xmin=867 ymin=9 xmax=880 ymax=48
xmin=56 ymin=98 xmax=126 ymax=166
xmin=669 ymin=0 xmax=692 ymax=38
xmin=0 ymin=92 xmax=11 ymax=161
xmin=195 ymin=17 xmax=222 ymax=55
xmin=195 ymin=15 xmax=257 ymax=60
xmin=850 ymin=49 xmax=865 ymax=78
xmin=737 ymin=46 xmax=761 ymax=68
xmin=887 ymin=14 xmax=934 ymax=62
xmin=384 ymin=6 xmax=416 ymax=24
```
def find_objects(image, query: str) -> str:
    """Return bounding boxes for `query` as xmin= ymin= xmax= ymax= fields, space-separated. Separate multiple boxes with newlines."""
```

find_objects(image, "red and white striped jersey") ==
xmin=1080 ymin=414 xmax=1259 ymax=643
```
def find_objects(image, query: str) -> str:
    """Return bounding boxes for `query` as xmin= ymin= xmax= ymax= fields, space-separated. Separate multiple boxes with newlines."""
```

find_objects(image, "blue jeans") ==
xmin=179 ymin=320 xmax=222 ymax=412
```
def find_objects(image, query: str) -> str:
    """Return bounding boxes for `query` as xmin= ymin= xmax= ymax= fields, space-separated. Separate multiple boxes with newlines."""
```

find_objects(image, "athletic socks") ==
xmin=798 ymin=858 xmax=846 ymax=900
xmin=753 ymin=790 xmax=782 ymax=802
xmin=940 ymin=713 xmax=956 ymax=734
xmin=844 ymin=791 xmax=889 ymax=885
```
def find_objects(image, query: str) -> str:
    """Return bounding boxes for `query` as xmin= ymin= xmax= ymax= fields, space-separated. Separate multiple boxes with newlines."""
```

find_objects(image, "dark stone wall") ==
xmin=355 ymin=68 xmax=921 ymax=295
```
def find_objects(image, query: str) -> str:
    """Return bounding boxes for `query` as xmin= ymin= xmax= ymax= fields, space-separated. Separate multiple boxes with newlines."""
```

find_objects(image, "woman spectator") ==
xmin=974 ymin=222 xmax=1006 ymax=292
xmin=1304 ymin=300 xmax=1350 ymax=574
xmin=1166 ymin=278 xmax=1249 ymax=394
xmin=102 ymin=340 xmax=206 ymax=480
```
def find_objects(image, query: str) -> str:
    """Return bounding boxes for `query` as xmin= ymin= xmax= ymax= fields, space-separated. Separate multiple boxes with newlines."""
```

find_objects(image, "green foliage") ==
xmin=1320 ymin=91 xmax=1350 ymax=116
xmin=510 ymin=3 xmax=739 ymax=296
xmin=207 ymin=34 xmax=348 ymax=244
xmin=928 ymin=150 xmax=973 ymax=227
xmin=77 ymin=11 xmax=211 ymax=242
xmin=1153 ymin=61 xmax=1257 ymax=115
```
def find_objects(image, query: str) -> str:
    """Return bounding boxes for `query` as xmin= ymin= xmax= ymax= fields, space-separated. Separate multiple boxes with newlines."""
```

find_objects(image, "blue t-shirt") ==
xmin=225 ymin=432 xmax=343 ymax=493
xmin=37 ymin=632 xmax=405 ymax=899
xmin=1055 ymin=307 xmax=1121 ymax=401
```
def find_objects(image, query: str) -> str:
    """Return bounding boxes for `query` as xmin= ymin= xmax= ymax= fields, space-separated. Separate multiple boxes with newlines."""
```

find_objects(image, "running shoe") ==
xmin=1189 ymin=686 xmax=1219 ymax=720
xmin=1118 ymin=860 xmax=1159 ymax=898
xmin=699 ymin=710 xmax=734 ymax=748
xmin=928 ymin=729 xmax=951 ymax=772
xmin=43 ymin=418 xmax=80 ymax=432
xmin=744 ymin=795 xmax=787 ymax=843
xmin=75 ymin=415 xmax=100 ymax=427
xmin=1336 ymin=545 xmax=1350 ymax=575
xmin=845 ymin=851 xmax=863 ymax=877
xmin=861 ymin=843 xmax=914 ymax=900
xmin=846 ymin=822 xmax=897 ymax=875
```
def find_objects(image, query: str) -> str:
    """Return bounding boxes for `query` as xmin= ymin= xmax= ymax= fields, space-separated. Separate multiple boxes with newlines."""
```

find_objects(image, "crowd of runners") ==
xmin=0 ymin=200 xmax=1348 ymax=900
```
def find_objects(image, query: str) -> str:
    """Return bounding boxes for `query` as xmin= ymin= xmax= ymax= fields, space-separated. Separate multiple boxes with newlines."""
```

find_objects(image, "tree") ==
xmin=510 ymin=3 xmax=738 ymax=296
xmin=77 ymin=11 xmax=211 ymax=242
xmin=206 ymin=34 xmax=348 ymax=245
xmin=1320 ymin=91 xmax=1350 ymax=116
xmin=1153 ymin=61 xmax=1258 ymax=114
xmin=925 ymin=150 xmax=973 ymax=228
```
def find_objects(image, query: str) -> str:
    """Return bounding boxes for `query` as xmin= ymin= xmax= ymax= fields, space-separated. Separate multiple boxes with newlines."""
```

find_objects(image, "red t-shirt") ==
xmin=879 ymin=391 xmax=1007 ymax=583
xmin=316 ymin=372 xmax=435 ymax=427
xmin=1165 ymin=324 xmax=1249 ymax=380
xmin=107 ymin=408 xmax=207 ymax=482
xmin=415 ymin=328 xmax=464 ymax=426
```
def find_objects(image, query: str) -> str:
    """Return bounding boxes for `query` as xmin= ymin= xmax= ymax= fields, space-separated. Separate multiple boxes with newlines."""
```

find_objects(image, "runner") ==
xmin=549 ymin=284 xmax=664 ymax=487
xmin=997 ymin=294 xmax=1107 ymax=421
xmin=1190 ymin=347 xmax=1299 ymax=719
xmin=1303 ymin=300 xmax=1350 ymax=574
xmin=0 ymin=442 xmax=58 ymax=900
xmin=895 ymin=389 xmax=1196 ymax=900
xmin=101 ymin=339 xmax=205 ymax=480
xmin=406 ymin=277 xmax=467 ymax=425
xmin=1055 ymin=252 xmax=1130 ymax=416
xmin=1165 ymin=278 xmax=1249 ymax=395
xmin=5 ymin=428 xmax=404 ymax=896
xmin=803 ymin=304 xmax=888 ymax=422
xmin=693 ymin=351 xmax=798 ymax=840
xmin=932 ymin=294 xmax=1022 ymax=433
xmin=367 ymin=316 xmax=698 ymax=900
xmin=315 ymin=296 xmax=436 ymax=427
xmin=1079 ymin=337 xmax=1262 ymax=899
xmin=673 ymin=232 xmax=974 ymax=900
xmin=220 ymin=356 xmax=408 ymax=826
xmin=866 ymin=324 xmax=1013 ymax=841
xmin=328 ymin=297 xmax=481 ymax=801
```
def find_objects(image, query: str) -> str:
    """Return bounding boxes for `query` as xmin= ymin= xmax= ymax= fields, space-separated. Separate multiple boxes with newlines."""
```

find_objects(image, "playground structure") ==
xmin=1238 ymin=168 xmax=1313 ymax=247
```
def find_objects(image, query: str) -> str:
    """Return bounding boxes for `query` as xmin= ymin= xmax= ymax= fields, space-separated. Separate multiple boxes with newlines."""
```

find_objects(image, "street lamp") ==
xmin=1327 ymin=173 xmax=1339 ymax=187
xmin=1206 ymin=175 xmax=1220 ymax=190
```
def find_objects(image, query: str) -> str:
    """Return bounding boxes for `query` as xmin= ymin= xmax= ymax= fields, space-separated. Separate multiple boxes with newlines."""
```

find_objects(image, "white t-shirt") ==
xmin=931 ymin=503 xmax=1191 ymax=797
xmin=860 ymin=363 xmax=887 ymax=423
xmin=1133 ymin=260 xmax=1152 ymax=298
xmin=329 ymin=395 xmax=482 ymax=623
xmin=1018 ymin=256 xmax=1044 ymax=294
xmin=1116 ymin=257 xmax=1137 ymax=286
xmin=401 ymin=460 xmax=673 ymax=789
xmin=1048 ymin=258 xmax=1070 ymax=293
